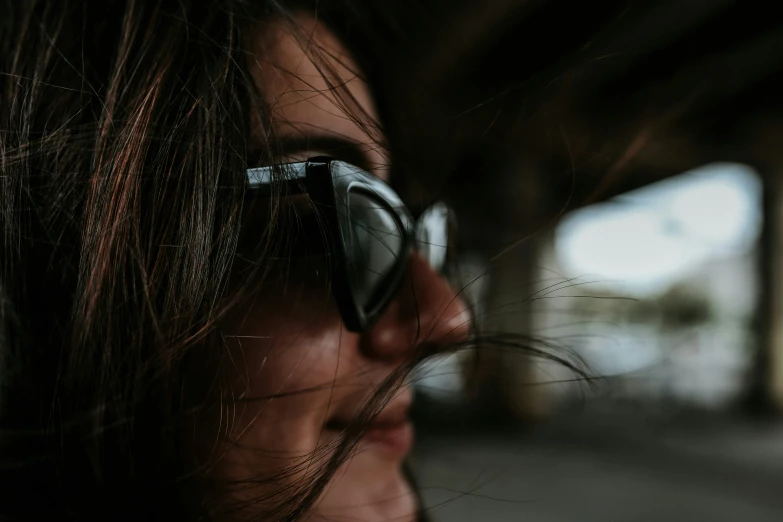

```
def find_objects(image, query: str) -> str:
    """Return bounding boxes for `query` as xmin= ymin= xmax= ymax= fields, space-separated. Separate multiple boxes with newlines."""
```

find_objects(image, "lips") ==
xmin=325 ymin=394 xmax=414 ymax=459
xmin=363 ymin=419 xmax=414 ymax=458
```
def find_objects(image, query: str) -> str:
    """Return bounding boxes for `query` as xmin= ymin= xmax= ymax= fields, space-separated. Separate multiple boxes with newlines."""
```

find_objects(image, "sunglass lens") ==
xmin=415 ymin=202 xmax=451 ymax=272
xmin=345 ymin=190 xmax=406 ymax=310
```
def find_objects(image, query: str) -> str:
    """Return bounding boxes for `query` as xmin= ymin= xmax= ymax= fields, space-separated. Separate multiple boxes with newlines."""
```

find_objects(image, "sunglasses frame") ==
xmin=246 ymin=157 xmax=416 ymax=332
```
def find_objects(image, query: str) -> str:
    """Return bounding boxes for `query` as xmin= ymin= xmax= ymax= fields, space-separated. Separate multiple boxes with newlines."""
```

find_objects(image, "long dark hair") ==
xmin=0 ymin=1 xmax=307 ymax=520
xmin=1 ymin=1 xmax=464 ymax=520
xmin=1 ymin=2 xmax=588 ymax=521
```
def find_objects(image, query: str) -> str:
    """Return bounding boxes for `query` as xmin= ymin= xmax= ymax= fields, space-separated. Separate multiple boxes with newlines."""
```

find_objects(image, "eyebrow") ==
xmin=272 ymin=134 xmax=378 ymax=173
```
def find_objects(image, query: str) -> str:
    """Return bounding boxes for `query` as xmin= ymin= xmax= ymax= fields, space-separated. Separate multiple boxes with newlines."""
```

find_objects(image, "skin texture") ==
xmin=215 ymin=13 xmax=471 ymax=522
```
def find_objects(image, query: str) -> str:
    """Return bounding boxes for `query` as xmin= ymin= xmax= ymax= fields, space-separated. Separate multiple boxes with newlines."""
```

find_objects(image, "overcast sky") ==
xmin=555 ymin=163 xmax=762 ymax=297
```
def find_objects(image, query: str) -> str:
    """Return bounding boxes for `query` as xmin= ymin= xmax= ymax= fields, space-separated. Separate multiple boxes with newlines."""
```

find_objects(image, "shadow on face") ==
xmin=211 ymin=12 xmax=471 ymax=522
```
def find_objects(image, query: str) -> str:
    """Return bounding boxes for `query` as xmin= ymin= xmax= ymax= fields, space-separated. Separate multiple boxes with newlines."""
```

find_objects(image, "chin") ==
xmin=311 ymin=450 xmax=419 ymax=522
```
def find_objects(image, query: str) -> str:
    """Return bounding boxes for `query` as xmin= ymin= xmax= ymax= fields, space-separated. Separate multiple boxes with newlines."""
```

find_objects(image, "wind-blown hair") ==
xmin=0 ymin=2 xmax=587 ymax=521
xmin=0 ymin=1 xmax=322 ymax=520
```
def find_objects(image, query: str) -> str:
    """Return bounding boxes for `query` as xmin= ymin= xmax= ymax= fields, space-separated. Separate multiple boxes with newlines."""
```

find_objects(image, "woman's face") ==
xmin=216 ymin=13 xmax=470 ymax=522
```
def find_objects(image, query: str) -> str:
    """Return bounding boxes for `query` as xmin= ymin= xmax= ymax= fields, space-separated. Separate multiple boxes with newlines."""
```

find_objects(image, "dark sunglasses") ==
xmin=246 ymin=157 xmax=454 ymax=333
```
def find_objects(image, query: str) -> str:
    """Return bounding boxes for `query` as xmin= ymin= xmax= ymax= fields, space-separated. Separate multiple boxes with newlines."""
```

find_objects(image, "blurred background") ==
xmin=337 ymin=1 xmax=783 ymax=520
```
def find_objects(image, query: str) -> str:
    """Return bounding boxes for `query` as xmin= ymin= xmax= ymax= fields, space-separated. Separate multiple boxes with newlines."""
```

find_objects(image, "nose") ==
xmin=360 ymin=252 xmax=472 ymax=363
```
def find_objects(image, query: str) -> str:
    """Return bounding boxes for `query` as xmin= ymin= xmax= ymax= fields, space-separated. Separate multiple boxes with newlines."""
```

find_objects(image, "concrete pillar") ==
xmin=485 ymin=241 xmax=550 ymax=421
xmin=462 ymin=159 xmax=551 ymax=422
xmin=749 ymin=170 xmax=783 ymax=412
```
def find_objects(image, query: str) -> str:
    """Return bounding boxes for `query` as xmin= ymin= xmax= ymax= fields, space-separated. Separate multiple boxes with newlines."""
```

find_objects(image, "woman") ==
xmin=1 ymin=1 xmax=471 ymax=521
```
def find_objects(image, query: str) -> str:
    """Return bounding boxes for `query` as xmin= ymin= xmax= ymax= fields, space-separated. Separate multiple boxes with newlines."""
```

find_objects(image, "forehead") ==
xmin=247 ymin=14 xmax=387 ymax=178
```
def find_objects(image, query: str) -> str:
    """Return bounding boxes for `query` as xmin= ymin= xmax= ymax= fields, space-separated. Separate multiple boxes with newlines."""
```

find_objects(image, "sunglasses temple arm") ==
xmin=246 ymin=162 xmax=309 ymax=195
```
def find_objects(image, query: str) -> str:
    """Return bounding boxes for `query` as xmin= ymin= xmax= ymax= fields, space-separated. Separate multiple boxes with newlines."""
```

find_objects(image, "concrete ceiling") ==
xmin=334 ymin=0 xmax=783 ymax=246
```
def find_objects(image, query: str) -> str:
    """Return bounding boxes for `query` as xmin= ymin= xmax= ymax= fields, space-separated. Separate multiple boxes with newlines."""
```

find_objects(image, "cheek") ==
xmin=208 ymin=262 xmax=418 ymax=520
xmin=213 ymin=325 xmax=341 ymax=500
xmin=216 ymin=293 xmax=364 ymax=466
